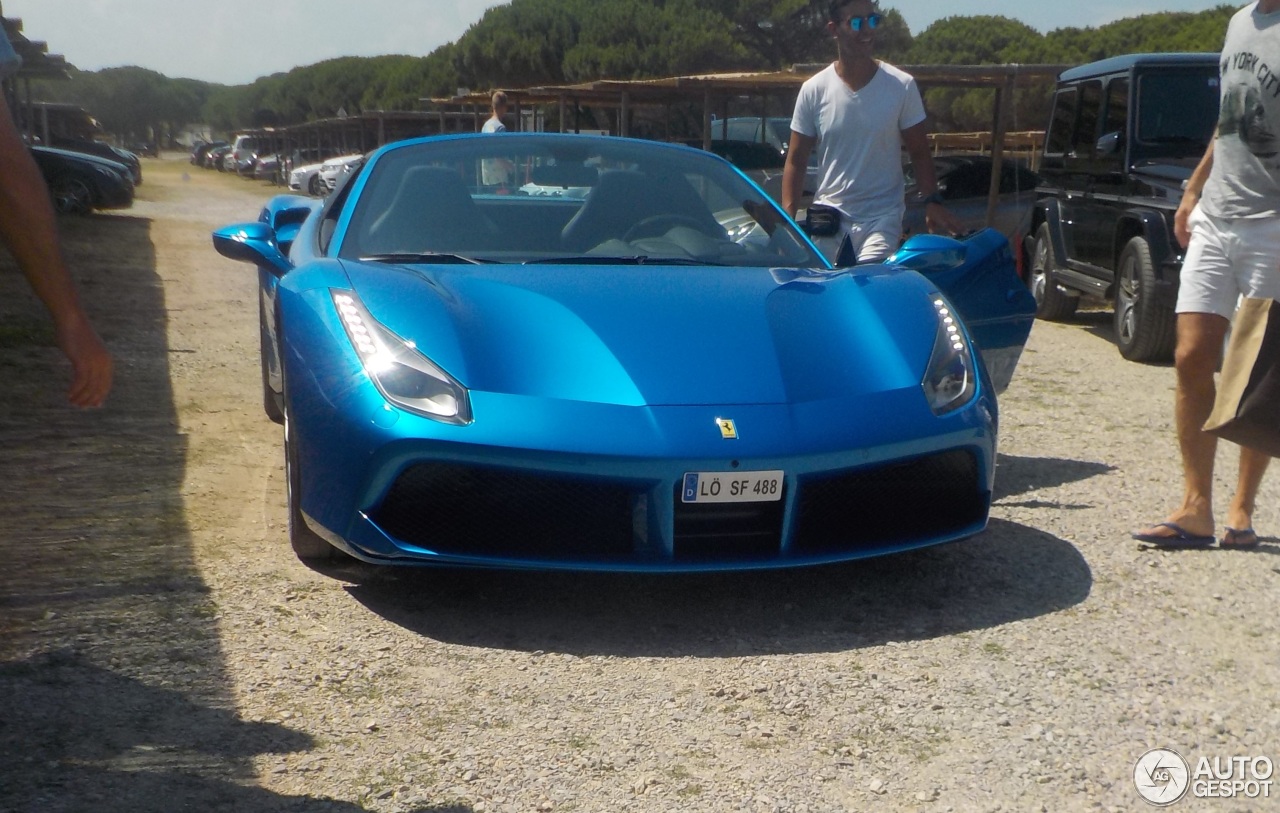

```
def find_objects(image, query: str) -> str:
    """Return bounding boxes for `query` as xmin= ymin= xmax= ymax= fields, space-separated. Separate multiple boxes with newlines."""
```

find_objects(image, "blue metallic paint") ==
xmin=213 ymin=133 xmax=1033 ymax=571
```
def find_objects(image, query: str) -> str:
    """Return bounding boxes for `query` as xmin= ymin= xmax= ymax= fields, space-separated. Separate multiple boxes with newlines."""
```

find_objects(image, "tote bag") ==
xmin=1204 ymin=297 xmax=1280 ymax=457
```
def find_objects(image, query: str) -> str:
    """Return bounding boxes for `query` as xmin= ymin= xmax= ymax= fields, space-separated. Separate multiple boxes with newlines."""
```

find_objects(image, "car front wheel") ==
xmin=50 ymin=176 xmax=94 ymax=215
xmin=1029 ymin=223 xmax=1079 ymax=320
xmin=1114 ymin=235 xmax=1176 ymax=362
xmin=307 ymin=174 xmax=323 ymax=197
xmin=260 ymin=296 xmax=284 ymax=424
xmin=281 ymin=346 xmax=334 ymax=562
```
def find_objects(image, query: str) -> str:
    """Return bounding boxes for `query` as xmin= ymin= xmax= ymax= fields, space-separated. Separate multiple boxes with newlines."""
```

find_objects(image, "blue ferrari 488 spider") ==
xmin=213 ymin=133 xmax=1035 ymax=570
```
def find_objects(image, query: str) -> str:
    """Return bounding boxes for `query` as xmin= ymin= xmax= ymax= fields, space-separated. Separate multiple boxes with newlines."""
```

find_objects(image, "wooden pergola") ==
xmin=432 ymin=63 xmax=1071 ymax=228
xmin=1 ymin=2 xmax=75 ymax=142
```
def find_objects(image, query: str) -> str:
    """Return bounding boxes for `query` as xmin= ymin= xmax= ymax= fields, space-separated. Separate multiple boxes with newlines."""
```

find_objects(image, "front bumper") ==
xmin=293 ymin=386 xmax=997 ymax=572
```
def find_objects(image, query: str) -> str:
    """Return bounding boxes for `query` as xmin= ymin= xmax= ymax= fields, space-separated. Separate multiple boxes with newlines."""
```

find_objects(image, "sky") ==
xmin=5 ymin=0 xmax=1236 ymax=86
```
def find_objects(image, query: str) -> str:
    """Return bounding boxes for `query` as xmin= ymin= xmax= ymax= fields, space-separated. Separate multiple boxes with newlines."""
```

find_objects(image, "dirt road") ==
xmin=1 ymin=156 xmax=1276 ymax=813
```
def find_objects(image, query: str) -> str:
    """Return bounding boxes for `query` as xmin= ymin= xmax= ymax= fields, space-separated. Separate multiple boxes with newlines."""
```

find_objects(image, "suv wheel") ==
xmin=1029 ymin=223 xmax=1078 ymax=320
xmin=1114 ymin=236 xmax=1176 ymax=362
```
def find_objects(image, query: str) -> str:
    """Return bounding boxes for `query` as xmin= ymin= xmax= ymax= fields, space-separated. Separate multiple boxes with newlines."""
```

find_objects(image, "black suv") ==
xmin=1028 ymin=53 xmax=1220 ymax=361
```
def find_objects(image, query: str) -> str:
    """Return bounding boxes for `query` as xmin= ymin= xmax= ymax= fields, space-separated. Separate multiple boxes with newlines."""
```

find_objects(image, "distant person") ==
xmin=483 ymin=91 xmax=509 ymax=134
xmin=481 ymin=91 xmax=515 ymax=188
xmin=0 ymin=33 xmax=112 ymax=407
xmin=1133 ymin=0 xmax=1280 ymax=550
xmin=782 ymin=0 xmax=962 ymax=264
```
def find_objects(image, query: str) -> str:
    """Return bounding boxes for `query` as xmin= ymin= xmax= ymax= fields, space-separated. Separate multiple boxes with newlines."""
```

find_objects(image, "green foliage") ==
xmin=907 ymin=16 xmax=1042 ymax=65
xmin=33 ymin=2 xmax=1237 ymax=138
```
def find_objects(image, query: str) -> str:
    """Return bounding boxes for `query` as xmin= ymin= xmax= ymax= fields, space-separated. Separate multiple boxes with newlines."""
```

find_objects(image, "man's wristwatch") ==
xmin=924 ymin=192 xmax=945 ymax=206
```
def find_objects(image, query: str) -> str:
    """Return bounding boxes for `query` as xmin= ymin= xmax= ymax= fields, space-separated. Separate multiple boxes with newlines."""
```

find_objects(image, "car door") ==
xmin=888 ymin=229 xmax=1037 ymax=393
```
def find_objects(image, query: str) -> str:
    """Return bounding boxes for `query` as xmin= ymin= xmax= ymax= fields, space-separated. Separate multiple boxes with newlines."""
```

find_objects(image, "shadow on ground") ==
xmin=344 ymin=521 xmax=1092 ymax=659
xmin=0 ymin=213 xmax=462 ymax=812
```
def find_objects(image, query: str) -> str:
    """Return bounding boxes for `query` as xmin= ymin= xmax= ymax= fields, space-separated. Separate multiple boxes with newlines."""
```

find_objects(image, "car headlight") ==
xmin=331 ymin=290 xmax=472 ymax=424
xmin=921 ymin=293 xmax=976 ymax=415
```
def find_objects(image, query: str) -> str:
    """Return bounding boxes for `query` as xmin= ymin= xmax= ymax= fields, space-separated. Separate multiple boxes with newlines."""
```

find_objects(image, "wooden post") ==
xmin=985 ymin=73 xmax=1016 ymax=228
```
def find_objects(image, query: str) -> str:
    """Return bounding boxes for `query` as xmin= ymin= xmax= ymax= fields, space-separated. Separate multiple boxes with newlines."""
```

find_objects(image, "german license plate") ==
xmin=681 ymin=470 xmax=783 ymax=503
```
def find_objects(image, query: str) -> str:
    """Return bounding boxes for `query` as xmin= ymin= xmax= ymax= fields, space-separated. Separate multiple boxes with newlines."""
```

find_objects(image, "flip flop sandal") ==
xmin=1220 ymin=527 xmax=1260 ymax=549
xmin=1131 ymin=522 xmax=1215 ymax=549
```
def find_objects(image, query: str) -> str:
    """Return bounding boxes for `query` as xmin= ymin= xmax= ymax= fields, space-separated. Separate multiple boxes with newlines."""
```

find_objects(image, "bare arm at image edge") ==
xmin=0 ymin=92 xmax=113 ymax=407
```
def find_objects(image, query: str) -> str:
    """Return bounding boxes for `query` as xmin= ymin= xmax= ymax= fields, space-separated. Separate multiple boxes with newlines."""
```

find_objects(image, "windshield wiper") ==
xmin=360 ymin=252 xmax=489 ymax=264
xmin=524 ymin=255 xmax=708 ymax=266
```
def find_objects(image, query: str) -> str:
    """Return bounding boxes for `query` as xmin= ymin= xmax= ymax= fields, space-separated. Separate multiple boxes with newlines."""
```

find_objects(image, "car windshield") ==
xmin=337 ymin=135 xmax=823 ymax=267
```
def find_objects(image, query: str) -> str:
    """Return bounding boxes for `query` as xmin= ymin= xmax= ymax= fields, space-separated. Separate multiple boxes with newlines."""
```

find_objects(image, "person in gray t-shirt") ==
xmin=1133 ymin=0 xmax=1280 ymax=550
xmin=0 ymin=31 xmax=113 ymax=406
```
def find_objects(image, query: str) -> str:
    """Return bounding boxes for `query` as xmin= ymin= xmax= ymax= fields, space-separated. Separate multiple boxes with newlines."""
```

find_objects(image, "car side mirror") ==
xmin=212 ymin=222 xmax=292 ymax=278
xmin=1096 ymin=131 xmax=1123 ymax=157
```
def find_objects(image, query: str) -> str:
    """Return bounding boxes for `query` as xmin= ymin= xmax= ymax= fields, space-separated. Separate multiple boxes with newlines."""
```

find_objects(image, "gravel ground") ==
xmin=1 ymin=156 xmax=1277 ymax=813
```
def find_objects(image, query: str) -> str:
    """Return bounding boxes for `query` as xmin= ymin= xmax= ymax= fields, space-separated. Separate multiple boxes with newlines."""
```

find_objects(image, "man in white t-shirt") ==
xmin=1134 ymin=0 xmax=1280 ymax=550
xmin=782 ymin=0 xmax=960 ymax=264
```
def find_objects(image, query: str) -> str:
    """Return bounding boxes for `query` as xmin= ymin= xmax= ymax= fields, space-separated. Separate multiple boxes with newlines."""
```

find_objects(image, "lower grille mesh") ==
xmin=370 ymin=463 xmax=637 ymax=560
xmin=792 ymin=449 xmax=985 ymax=553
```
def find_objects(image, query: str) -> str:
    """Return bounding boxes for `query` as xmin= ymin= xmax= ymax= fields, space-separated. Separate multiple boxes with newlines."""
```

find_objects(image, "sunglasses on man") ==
xmin=846 ymin=13 xmax=881 ymax=31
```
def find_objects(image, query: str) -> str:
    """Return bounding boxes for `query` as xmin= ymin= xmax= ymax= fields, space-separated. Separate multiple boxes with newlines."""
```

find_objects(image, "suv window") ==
xmin=1103 ymin=79 xmax=1129 ymax=139
xmin=1072 ymin=80 xmax=1104 ymax=156
xmin=1045 ymin=87 xmax=1077 ymax=155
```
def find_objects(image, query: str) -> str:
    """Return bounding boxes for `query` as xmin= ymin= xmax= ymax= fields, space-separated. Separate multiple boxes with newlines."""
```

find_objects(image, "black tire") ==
xmin=281 ymin=348 xmax=334 ymax=562
xmin=259 ymin=297 xmax=284 ymax=424
xmin=49 ymin=176 xmax=94 ymax=215
xmin=308 ymin=173 xmax=323 ymax=197
xmin=1028 ymin=222 xmax=1079 ymax=321
xmin=1114 ymin=235 xmax=1176 ymax=362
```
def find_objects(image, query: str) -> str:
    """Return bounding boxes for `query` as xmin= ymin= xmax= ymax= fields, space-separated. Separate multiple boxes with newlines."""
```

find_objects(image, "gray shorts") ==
xmin=812 ymin=211 xmax=902 ymax=265
xmin=1177 ymin=206 xmax=1280 ymax=319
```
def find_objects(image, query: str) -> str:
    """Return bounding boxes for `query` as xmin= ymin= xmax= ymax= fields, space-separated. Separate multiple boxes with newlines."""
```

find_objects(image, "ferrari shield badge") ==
xmin=717 ymin=418 xmax=738 ymax=439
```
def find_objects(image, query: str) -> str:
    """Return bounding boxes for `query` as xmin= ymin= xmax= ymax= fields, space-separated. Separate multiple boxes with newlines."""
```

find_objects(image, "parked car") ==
xmin=252 ymin=153 xmax=282 ymax=183
xmin=289 ymin=160 xmax=330 ymax=196
xmin=50 ymin=137 xmax=142 ymax=186
xmin=212 ymin=133 xmax=1035 ymax=567
xmin=225 ymin=134 xmax=261 ymax=174
xmin=317 ymin=152 xmax=364 ymax=193
xmin=902 ymin=154 xmax=1040 ymax=248
xmin=206 ymin=144 xmax=233 ymax=170
xmin=710 ymin=116 xmax=794 ymax=155
xmin=31 ymin=144 xmax=135 ymax=215
xmin=191 ymin=140 xmax=226 ymax=166
xmin=1028 ymin=52 xmax=1220 ymax=362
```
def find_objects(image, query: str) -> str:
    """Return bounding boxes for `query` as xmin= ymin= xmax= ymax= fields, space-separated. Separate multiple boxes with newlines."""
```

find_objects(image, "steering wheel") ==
xmin=622 ymin=214 xmax=716 ymax=243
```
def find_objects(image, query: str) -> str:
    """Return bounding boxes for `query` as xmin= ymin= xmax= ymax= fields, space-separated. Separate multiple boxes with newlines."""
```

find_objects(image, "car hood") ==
xmin=1130 ymin=158 xmax=1198 ymax=195
xmin=31 ymin=144 xmax=129 ymax=174
xmin=342 ymin=262 xmax=938 ymax=407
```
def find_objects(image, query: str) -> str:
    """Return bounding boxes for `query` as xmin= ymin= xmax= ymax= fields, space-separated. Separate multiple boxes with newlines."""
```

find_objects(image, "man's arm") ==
xmin=782 ymin=130 xmax=816 ymax=220
xmin=0 ymin=93 xmax=112 ymax=406
xmin=1175 ymin=139 xmax=1214 ymax=249
xmin=901 ymin=121 xmax=964 ymax=236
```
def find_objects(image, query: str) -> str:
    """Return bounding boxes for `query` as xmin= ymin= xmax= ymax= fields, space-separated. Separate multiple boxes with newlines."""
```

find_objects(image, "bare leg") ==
xmin=1227 ymin=446 xmax=1271 ymax=532
xmin=1136 ymin=312 xmax=1229 ymax=539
